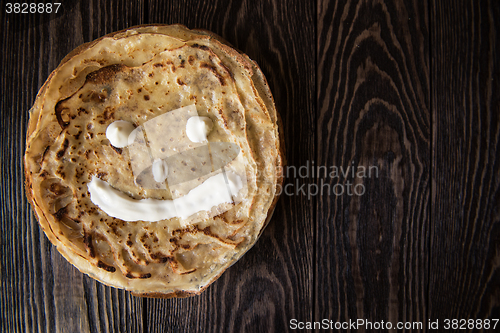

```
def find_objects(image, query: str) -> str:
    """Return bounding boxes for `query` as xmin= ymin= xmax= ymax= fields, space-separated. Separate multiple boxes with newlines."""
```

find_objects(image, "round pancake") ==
xmin=24 ymin=25 xmax=284 ymax=297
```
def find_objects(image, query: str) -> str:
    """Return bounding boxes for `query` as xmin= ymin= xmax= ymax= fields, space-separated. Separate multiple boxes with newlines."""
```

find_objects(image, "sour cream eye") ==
xmin=106 ymin=120 xmax=135 ymax=148
xmin=186 ymin=116 xmax=213 ymax=143
xmin=152 ymin=159 xmax=169 ymax=183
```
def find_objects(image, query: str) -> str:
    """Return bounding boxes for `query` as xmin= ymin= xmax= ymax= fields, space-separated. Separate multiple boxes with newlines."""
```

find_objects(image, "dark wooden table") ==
xmin=1 ymin=1 xmax=499 ymax=332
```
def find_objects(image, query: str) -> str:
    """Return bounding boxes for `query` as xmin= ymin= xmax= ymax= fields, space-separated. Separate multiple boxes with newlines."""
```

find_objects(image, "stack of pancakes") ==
xmin=24 ymin=25 xmax=284 ymax=297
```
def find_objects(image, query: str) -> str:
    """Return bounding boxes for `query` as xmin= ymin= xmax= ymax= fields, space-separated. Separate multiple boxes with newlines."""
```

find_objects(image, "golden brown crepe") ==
xmin=24 ymin=25 xmax=284 ymax=297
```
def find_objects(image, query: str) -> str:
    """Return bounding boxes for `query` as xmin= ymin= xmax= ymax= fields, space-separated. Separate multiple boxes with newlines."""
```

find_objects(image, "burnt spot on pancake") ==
xmin=49 ymin=181 xmax=69 ymax=196
xmin=191 ymin=43 xmax=210 ymax=51
xmin=73 ymin=130 xmax=83 ymax=140
xmin=53 ymin=206 xmax=68 ymax=221
xmin=217 ymin=107 xmax=228 ymax=127
xmin=103 ymin=108 xmax=114 ymax=120
xmin=177 ymin=78 xmax=185 ymax=85
xmin=86 ymin=64 xmax=125 ymax=84
xmin=77 ymin=107 xmax=88 ymax=115
xmin=125 ymin=248 xmax=149 ymax=266
xmin=107 ymin=222 xmax=121 ymax=237
xmin=97 ymin=260 xmax=116 ymax=272
xmin=124 ymin=271 xmax=151 ymax=279
xmin=165 ymin=60 xmax=176 ymax=72
xmin=56 ymin=138 xmax=69 ymax=159
xmin=111 ymin=146 xmax=122 ymax=154
xmin=150 ymin=253 xmax=170 ymax=263
xmin=75 ymin=166 xmax=85 ymax=180
xmin=200 ymin=62 xmax=225 ymax=86
xmin=55 ymin=100 xmax=71 ymax=129
xmin=83 ymin=232 xmax=96 ymax=258
xmin=125 ymin=233 xmax=133 ymax=246
xmin=40 ymin=146 xmax=50 ymax=164
xmin=188 ymin=55 xmax=195 ymax=65
xmin=55 ymin=165 xmax=65 ymax=178
xmin=219 ymin=61 xmax=234 ymax=80
xmin=95 ymin=107 xmax=115 ymax=125
xmin=138 ymin=231 xmax=172 ymax=264
xmin=96 ymin=172 xmax=107 ymax=180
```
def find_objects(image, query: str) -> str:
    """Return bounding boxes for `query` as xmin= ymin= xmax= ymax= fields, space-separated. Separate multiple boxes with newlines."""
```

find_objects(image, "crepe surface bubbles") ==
xmin=24 ymin=25 xmax=283 ymax=297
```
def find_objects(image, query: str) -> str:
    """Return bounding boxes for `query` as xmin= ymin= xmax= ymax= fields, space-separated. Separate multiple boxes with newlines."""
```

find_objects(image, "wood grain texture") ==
xmin=1 ymin=1 xmax=144 ymax=333
xmin=2 ymin=0 xmax=500 ymax=332
xmin=429 ymin=0 xmax=500 ymax=323
xmin=315 ymin=0 xmax=430 ymax=328
xmin=146 ymin=0 xmax=316 ymax=332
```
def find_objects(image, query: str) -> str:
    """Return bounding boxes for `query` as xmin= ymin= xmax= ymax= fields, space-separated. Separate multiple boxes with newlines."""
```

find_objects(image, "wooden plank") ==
xmin=1 ymin=10 xmax=61 ymax=333
xmin=429 ymin=0 xmax=500 ymax=324
xmin=0 ymin=1 xmax=145 ymax=332
xmin=146 ymin=0 xmax=316 ymax=332
xmin=315 ymin=0 xmax=430 ymax=328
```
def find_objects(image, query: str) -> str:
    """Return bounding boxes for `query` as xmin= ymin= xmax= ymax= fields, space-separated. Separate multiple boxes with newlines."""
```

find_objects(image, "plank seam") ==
xmin=144 ymin=0 xmax=149 ymax=24
xmin=427 ymin=0 xmax=433 ymax=324
xmin=313 ymin=0 xmax=318 ymax=324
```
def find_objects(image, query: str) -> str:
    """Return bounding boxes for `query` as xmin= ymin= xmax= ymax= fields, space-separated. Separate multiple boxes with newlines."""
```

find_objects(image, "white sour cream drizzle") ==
xmin=88 ymin=171 xmax=242 ymax=221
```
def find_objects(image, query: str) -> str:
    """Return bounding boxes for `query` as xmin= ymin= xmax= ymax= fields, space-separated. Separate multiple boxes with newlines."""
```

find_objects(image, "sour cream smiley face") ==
xmin=90 ymin=105 xmax=245 ymax=225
